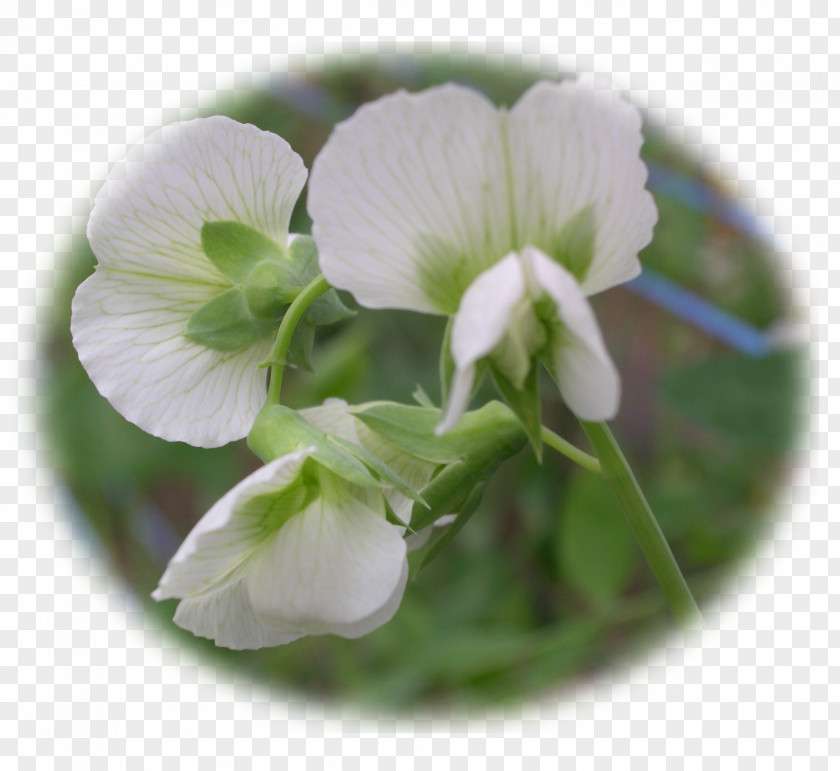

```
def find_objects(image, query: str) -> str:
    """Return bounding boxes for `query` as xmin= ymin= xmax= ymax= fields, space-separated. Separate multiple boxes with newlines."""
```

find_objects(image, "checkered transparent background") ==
xmin=3 ymin=1 xmax=837 ymax=765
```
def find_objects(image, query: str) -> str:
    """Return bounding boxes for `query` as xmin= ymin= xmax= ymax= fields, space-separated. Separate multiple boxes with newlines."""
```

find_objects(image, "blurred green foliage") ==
xmin=41 ymin=58 xmax=802 ymax=711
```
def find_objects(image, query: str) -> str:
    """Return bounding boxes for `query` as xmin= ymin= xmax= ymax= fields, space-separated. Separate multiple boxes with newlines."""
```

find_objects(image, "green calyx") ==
xmin=354 ymin=400 xmax=527 ymax=532
xmin=247 ymin=404 xmax=425 ymax=511
xmin=243 ymin=260 xmax=300 ymax=319
xmin=184 ymin=222 xmax=352 ymax=362
xmin=183 ymin=287 xmax=280 ymax=351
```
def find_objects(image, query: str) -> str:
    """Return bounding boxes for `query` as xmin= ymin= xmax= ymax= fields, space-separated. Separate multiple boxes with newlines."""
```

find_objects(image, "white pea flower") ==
xmin=151 ymin=447 xmax=410 ymax=649
xmin=152 ymin=399 xmax=439 ymax=649
xmin=71 ymin=117 xmax=308 ymax=448
xmin=308 ymin=80 xmax=657 ymax=431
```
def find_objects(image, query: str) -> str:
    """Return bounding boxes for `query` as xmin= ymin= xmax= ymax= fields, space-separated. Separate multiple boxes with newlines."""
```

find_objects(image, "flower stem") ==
xmin=263 ymin=274 xmax=331 ymax=404
xmin=540 ymin=426 xmax=601 ymax=474
xmin=580 ymin=420 xmax=700 ymax=626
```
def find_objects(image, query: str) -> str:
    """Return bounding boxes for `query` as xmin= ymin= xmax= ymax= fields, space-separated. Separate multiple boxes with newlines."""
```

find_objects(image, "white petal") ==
xmin=508 ymin=80 xmax=657 ymax=295
xmin=88 ymin=116 xmax=307 ymax=284
xmin=323 ymin=560 xmax=409 ymax=639
xmin=171 ymin=569 xmax=305 ymax=650
xmin=436 ymin=364 xmax=476 ymax=436
xmin=526 ymin=248 xmax=621 ymax=420
xmin=309 ymin=85 xmax=514 ymax=315
xmin=71 ymin=268 xmax=272 ymax=447
xmin=245 ymin=493 xmax=408 ymax=635
xmin=178 ymin=559 xmax=406 ymax=649
xmin=437 ymin=253 xmax=529 ymax=433
xmin=449 ymin=253 xmax=527 ymax=368
xmin=299 ymin=397 xmax=360 ymax=444
xmin=152 ymin=449 xmax=315 ymax=602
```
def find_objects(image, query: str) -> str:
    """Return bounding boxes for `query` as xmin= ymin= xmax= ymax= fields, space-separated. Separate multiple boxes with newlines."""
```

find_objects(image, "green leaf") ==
xmin=201 ymin=221 xmax=286 ymax=283
xmin=659 ymin=350 xmax=803 ymax=452
xmin=183 ymin=287 xmax=277 ymax=351
xmin=557 ymin=469 xmax=636 ymax=608
xmin=492 ymin=363 xmax=543 ymax=461
xmin=355 ymin=400 xmax=525 ymax=465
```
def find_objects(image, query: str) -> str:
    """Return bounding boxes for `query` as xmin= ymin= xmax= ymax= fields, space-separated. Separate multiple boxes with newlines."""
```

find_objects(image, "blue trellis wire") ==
xmin=627 ymin=160 xmax=774 ymax=357
xmin=624 ymin=270 xmax=772 ymax=358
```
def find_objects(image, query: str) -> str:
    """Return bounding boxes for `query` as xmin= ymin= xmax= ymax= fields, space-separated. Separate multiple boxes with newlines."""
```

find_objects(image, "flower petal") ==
xmin=171 ymin=570 xmax=305 ymax=650
xmin=152 ymin=449 xmax=315 ymax=602
xmin=71 ymin=268 xmax=272 ymax=447
xmin=87 ymin=116 xmax=307 ymax=285
xmin=436 ymin=365 xmax=477 ymax=437
xmin=299 ymin=397 xmax=361 ymax=444
xmin=322 ymin=560 xmax=409 ymax=639
xmin=526 ymin=247 xmax=621 ymax=420
xmin=245 ymin=493 xmax=408 ymax=635
xmin=508 ymin=80 xmax=657 ymax=295
xmin=309 ymin=85 xmax=514 ymax=315
xmin=450 ymin=253 xmax=527 ymax=369
xmin=437 ymin=253 xmax=528 ymax=433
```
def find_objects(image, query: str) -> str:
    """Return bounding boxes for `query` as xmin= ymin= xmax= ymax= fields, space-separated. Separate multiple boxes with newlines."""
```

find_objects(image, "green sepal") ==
xmin=243 ymin=261 xmax=299 ymax=318
xmin=439 ymin=316 xmax=455 ymax=405
xmin=408 ymin=449 xmax=502 ymax=533
xmin=247 ymin=404 xmax=380 ymax=488
xmin=416 ymin=482 xmax=484 ymax=574
xmin=408 ymin=418 xmax=526 ymax=533
xmin=194 ymin=227 xmax=352 ymax=362
xmin=492 ymin=362 xmax=543 ymax=462
xmin=282 ymin=237 xmax=355 ymax=369
xmin=201 ymin=221 xmax=286 ymax=283
xmin=354 ymin=400 xmax=524 ymax=465
xmin=383 ymin=497 xmax=413 ymax=532
xmin=285 ymin=319 xmax=316 ymax=371
xmin=287 ymin=238 xmax=353 ymax=323
xmin=284 ymin=235 xmax=319 ymax=282
xmin=325 ymin=433 xmax=427 ymax=508
xmin=247 ymin=404 xmax=423 ymax=503
xmin=183 ymin=286 xmax=277 ymax=351
xmin=412 ymin=385 xmax=435 ymax=408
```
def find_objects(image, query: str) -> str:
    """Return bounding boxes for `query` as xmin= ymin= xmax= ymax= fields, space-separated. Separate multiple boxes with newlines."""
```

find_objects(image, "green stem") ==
xmin=540 ymin=426 xmax=601 ymax=474
xmin=263 ymin=274 xmax=330 ymax=404
xmin=580 ymin=420 xmax=700 ymax=626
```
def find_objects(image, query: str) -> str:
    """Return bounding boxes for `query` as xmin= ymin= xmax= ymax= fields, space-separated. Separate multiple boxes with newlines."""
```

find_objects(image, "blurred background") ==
xmin=42 ymin=59 xmax=802 ymax=711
